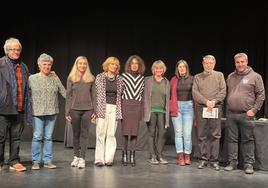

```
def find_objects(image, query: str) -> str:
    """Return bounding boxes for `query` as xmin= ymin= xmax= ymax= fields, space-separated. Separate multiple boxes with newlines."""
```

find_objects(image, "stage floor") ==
xmin=0 ymin=142 xmax=268 ymax=188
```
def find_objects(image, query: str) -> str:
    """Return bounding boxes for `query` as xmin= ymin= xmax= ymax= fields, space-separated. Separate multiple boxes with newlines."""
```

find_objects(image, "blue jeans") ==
xmin=32 ymin=115 xmax=57 ymax=164
xmin=171 ymin=101 xmax=194 ymax=154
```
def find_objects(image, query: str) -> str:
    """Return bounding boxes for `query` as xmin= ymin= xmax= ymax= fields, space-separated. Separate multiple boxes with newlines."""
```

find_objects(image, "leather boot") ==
xmin=130 ymin=151 xmax=136 ymax=167
xmin=122 ymin=151 xmax=128 ymax=166
xmin=184 ymin=154 xmax=191 ymax=165
xmin=177 ymin=153 xmax=185 ymax=166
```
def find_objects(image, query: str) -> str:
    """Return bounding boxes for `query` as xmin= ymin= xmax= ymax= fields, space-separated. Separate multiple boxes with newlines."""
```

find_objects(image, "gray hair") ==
xmin=202 ymin=55 xmax=216 ymax=64
xmin=3 ymin=37 xmax=22 ymax=54
xmin=37 ymin=53 xmax=54 ymax=65
xmin=234 ymin=53 xmax=248 ymax=61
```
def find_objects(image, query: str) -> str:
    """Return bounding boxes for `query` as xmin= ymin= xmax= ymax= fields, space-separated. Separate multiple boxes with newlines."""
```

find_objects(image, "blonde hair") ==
xmin=102 ymin=56 xmax=120 ymax=74
xmin=68 ymin=56 xmax=95 ymax=83
xmin=151 ymin=60 xmax=167 ymax=75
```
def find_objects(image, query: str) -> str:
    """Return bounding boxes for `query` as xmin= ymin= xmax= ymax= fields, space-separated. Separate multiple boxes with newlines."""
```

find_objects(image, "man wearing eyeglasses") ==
xmin=0 ymin=37 xmax=31 ymax=172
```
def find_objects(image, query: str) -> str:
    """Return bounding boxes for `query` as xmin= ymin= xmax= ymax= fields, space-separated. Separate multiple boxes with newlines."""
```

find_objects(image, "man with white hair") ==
xmin=192 ymin=55 xmax=226 ymax=171
xmin=0 ymin=37 xmax=31 ymax=172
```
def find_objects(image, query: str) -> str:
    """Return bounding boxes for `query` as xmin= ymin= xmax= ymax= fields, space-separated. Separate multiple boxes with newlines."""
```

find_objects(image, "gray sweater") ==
xmin=65 ymin=79 xmax=95 ymax=116
xmin=226 ymin=66 xmax=265 ymax=114
xmin=192 ymin=70 xmax=226 ymax=105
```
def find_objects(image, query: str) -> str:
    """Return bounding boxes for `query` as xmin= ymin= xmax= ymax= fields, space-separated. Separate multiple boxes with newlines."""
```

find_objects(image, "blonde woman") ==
xmin=143 ymin=60 xmax=170 ymax=165
xmin=65 ymin=56 xmax=96 ymax=169
xmin=94 ymin=57 xmax=124 ymax=167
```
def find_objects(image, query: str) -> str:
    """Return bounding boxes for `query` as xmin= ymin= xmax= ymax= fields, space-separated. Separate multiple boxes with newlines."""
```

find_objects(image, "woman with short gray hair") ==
xmin=29 ymin=53 xmax=66 ymax=170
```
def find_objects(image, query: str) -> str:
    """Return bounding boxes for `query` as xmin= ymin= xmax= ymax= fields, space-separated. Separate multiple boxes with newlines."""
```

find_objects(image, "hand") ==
xmin=247 ymin=110 xmax=255 ymax=118
xmin=164 ymin=124 xmax=169 ymax=129
xmin=91 ymin=113 xmax=96 ymax=124
xmin=49 ymin=71 xmax=57 ymax=77
xmin=91 ymin=113 xmax=96 ymax=120
xmin=65 ymin=116 xmax=72 ymax=122
xmin=206 ymin=100 xmax=215 ymax=111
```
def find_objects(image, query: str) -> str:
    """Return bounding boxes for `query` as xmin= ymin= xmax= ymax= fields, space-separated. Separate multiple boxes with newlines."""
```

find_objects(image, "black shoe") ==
xmin=130 ymin=151 xmax=136 ymax=167
xmin=122 ymin=151 xmax=128 ymax=166
xmin=198 ymin=161 xmax=208 ymax=169
xmin=211 ymin=162 xmax=220 ymax=171
xmin=224 ymin=161 xmax=237 ymax=171
xmin=244 ymin=164 xmax=254 ymax=174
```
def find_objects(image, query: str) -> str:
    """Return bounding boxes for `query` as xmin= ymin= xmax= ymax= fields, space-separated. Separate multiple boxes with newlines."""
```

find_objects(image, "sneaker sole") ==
xmin=9 ymin=167 xmax=26 ymax=172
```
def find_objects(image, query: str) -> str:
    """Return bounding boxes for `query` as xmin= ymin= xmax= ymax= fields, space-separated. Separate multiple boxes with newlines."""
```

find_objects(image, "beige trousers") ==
xmin=95 ymin=104 xmax=118 ymax=163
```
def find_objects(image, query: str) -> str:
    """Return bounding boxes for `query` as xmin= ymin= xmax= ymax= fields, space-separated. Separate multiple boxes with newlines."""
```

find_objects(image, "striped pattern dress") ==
xmin=121 ymin=73 xmax=145 ymax=136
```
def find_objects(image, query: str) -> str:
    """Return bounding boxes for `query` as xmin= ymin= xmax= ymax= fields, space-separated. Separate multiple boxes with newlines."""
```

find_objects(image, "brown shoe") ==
xmin=9 ymin=163 xmax=26 ymax=172
xmin=224 ymin=161 xmax=237 ymax=171
xmin=177 ymin=153 xmax=185 ymax=166
xmin=184 ymin=154 xmax=191 ymax=165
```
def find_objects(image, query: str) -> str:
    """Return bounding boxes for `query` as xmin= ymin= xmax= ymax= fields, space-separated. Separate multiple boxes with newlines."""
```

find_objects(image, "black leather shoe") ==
xmin=198 ymin=161 xmax=208 ymax=169
xmin=211 ymin=162 xmax=220 ymax=171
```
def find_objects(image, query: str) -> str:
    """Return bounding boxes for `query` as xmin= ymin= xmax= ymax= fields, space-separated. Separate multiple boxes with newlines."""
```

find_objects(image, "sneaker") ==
xmin=177 ymin=153 xmax=185 ymax=166
xmin=184 ymin=154 xmax=191 ymax=165
xmin=9 ymin=163 xmax=26 ymax=172
xmin=149 ymin=157 xmax=159 ymax=165
xmin=244 ymin=164 xmax=254 ymax=174
xmin=158 ymin=157 xmax=168 ymax=165
xmin=77 ymin=158 xmax=86 ymax=169
xmin=71 ymin=156 xmax=80 ymax=167
xmin=210 ymin=162 xmax=220 ymax=171
xmin=224 ymin=161 xmax=237 ymax=171
xmin=32 ymin=163 xmax=40 ymax=170
xmin=198 ymin=160 xmax=208 ymax=169
xmin=44 ymin=162 xmax=57 ymax=169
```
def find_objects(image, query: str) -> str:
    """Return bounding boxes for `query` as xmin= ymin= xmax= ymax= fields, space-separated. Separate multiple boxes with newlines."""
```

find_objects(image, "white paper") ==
xmin=202 ymin=108 xmax=218 ymax=119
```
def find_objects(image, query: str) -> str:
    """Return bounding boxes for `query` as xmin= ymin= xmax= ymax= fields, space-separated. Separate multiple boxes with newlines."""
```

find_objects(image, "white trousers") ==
xmin=95 ymin=104 xmax=118 ymax=163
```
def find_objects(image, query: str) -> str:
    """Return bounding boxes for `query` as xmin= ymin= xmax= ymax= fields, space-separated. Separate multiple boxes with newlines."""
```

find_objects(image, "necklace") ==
xmin=106 ymin=74 xmax=116 ymax=81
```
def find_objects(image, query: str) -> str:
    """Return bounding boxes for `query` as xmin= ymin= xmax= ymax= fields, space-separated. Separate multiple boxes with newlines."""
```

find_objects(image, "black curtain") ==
xmin=1 ymin=3 xmax=267 ymax=141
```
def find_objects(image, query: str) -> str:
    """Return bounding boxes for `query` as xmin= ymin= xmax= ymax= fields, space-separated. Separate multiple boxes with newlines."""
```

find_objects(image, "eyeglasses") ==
xmin=9 ymin=48 xmax=21 ymax=52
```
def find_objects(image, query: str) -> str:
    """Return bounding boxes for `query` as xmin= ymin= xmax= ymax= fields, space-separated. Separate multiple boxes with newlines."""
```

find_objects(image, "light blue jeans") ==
xmin=32 ymin=115 xmax=57 ymax=164
xmin=171 ymin=101 xmax=194 ymax=154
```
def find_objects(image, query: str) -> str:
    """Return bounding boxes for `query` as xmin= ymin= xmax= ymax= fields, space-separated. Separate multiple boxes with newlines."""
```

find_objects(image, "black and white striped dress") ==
xmin=121 ymin=73 xmax=144 ymax=136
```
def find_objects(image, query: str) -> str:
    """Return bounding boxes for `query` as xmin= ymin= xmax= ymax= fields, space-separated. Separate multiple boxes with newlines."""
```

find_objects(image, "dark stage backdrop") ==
xmin=1 ymin=3 xmax=267 ymax=141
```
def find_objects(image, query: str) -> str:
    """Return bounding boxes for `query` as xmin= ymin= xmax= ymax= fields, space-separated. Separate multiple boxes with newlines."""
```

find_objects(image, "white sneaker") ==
xmin=77 ymin=158 xmax=85 ymax=169
xmin=71 ymin=156 xmax=80 ymax=167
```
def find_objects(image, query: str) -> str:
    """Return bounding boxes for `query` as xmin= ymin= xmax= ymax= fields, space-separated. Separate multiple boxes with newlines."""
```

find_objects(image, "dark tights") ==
xmin=123 ymin=135 xmax=137 ymax=151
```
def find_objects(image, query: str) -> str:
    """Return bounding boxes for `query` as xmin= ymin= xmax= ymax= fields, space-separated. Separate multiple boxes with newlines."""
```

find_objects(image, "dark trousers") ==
xmin=0 ymin=114 xmax=24 ymax=166
xmin=70 ymin=110 xmax=93 ymax=159
xmin=195 ymin=105 xmax=222 ymax=162
xmin=147 ymin=112 xmax=167 ymax=158
xmin=226 ymin=111 xmax=255 ymax=164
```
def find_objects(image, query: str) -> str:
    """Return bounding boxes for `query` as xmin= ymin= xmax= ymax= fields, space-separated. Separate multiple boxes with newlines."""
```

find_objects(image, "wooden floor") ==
xmin=0 ymin=142 xmax=268 ymax=188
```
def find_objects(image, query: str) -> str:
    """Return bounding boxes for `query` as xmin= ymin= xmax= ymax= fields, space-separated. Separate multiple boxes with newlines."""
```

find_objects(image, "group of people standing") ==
xmin=0 ymin=37 xmax=265 ymax=175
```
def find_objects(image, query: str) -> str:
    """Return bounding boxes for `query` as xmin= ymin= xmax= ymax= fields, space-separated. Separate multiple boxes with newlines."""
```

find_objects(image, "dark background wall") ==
xmin=1 ymin=2 xmax=267 ymax=141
